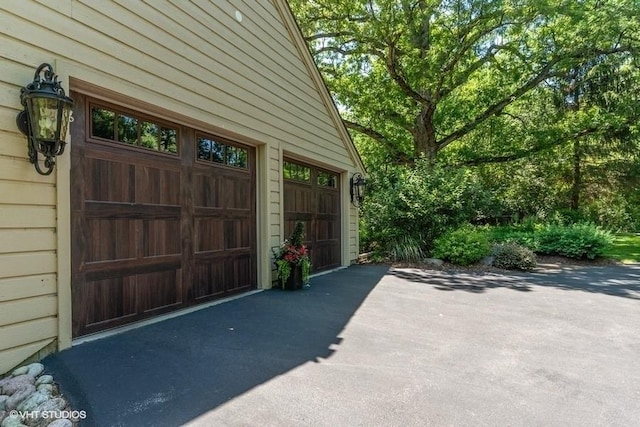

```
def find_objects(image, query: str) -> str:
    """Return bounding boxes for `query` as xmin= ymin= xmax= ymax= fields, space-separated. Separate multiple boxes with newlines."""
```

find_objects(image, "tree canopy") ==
xmin=290 ymin=0 xmax=639 ymax=165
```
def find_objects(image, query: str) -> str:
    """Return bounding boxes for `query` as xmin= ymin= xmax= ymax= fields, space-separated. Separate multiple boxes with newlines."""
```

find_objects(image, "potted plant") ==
xmin=273 ymin=222 xmax=311 ymax=290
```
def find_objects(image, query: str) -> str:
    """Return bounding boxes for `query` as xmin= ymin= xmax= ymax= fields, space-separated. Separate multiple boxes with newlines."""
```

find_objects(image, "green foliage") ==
xmin=492 ymin=243 xmax=537 ymax=271
xmin=489 ymin=221 xmax=613 ymax=260
xmin=432 ymin=225 xmax=490 ymax=266
xmin=536 ymin=223 xmax=613 ymax=260
xmin=360 ymin=161 xmax=496 ymax=254
xmin=290 ymin=0 xmax=640 ymax=244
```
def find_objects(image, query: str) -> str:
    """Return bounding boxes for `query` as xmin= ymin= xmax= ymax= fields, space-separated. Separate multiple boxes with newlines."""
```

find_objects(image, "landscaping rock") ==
xmin=423 ymin=258 xmax=444 ymax=266
xmin=1 ymin=376 xmax=35 ymax=395
xmin=33 ymin=376 xmax=52 ymax=387
xmin=0 ymin=395 xmax=8 ymax=411
xmin=1 ymin=364 xmax=72 ymax=427
xmin=25 ymin=365 xmax=44 ymax=379
xmin=16 ymin=392 xmax=50 ymax=413
xmin=5 ymin=385 xmax=36 ymax=411
xmin=11 ymin=367 xmax=28 ymax=377
xmin=35 ymin=385 xmax=52 ymax=395
xmin=1 ymin=414 xmax=26 ymax=427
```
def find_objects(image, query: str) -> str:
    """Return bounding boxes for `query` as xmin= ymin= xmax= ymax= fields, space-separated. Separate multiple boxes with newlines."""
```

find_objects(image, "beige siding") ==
xmin=0 ymin=0 xmax=362 ymax=371
xmin=0 ymin=57 xmax=58 ymax=373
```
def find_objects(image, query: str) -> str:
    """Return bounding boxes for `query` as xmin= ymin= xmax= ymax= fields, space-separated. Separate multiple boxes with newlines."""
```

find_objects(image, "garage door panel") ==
xmin=137 ymin=270 xmax=183 ymax=313
xmin=195 ymin=218 xmax=225 ymax=253
xmin=317 ymin=192 xmax=339 ymax=214
xmin=227 ymin=256 xmax=255 ymax=291
xmin=224 ymin=175 xmax=253 ymax=210
xmin=79 ymin=276 xmax=137 ymax=328
xmin=224 ymin=219 xmax=253 ymax=250
xmin=193 ymin=173 xmax=222 ymax=208
xmin=316 ymin=218 xmax=340 ymax=240
xmin=136 ymin=166 xmax=181 ymax=205
xmin=85 ymin=218 xmax=137 ymax=262
xmin=86 ymin=158 xmax=134 ymax=203
xmin=143 ymin=219 xmax=181 ymax=257
xmin=194 ymin=262 xmax=226 ymax=299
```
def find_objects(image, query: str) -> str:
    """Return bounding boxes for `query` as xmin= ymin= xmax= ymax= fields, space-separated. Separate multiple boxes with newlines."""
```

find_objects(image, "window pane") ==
xmin=197 ymin=137 xmax=212 ymax=161
xmin=117 ymin=114 xmax=139 ymax=145
xmin=226 ymin=146 xmax=248 ymax=168
xmin=91 ymin=107 xmax=115 ymax=140
xmin=318 ymin=172 xmax=336 ymax=187
xmin=236 ymin=147 xmax=248 ymax=168
xmin=211 ymin=141 xmax=225 ymax=163
xmin=160 ymin=127 xmax=177 ymax=153
xmin=140 ymin=121 xmax=159 ymax=149
xmin=283 ymin=162 xmax=292 ymax=179
xmin=283 ymin=161 xmax=310 ymax=182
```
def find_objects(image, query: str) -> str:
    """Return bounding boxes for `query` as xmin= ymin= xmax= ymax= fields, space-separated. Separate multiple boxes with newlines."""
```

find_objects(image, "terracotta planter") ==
xmin=282 ymin=265 xmax=303 ymax=290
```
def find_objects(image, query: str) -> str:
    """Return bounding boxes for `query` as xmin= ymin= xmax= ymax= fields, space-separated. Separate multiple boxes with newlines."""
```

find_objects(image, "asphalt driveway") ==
xmin=44 ymin=263 xmax=640 ymax=426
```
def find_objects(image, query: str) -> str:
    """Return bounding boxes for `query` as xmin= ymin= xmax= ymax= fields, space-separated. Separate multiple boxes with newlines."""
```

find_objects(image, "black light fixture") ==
xmin=350 ymin=172 xmax=366 ymax=206
xmin=16 ymin=63 xmax=74 ymax=175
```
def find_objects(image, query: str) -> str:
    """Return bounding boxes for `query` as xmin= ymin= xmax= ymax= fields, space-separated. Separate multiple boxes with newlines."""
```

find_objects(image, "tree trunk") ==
xmin=414 ymin=105 xmax=438 ymax=165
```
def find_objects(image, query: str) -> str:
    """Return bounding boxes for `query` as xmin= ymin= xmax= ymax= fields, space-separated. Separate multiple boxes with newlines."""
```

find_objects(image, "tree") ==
xmin=290 ymin=0 xmax=639 ymax=165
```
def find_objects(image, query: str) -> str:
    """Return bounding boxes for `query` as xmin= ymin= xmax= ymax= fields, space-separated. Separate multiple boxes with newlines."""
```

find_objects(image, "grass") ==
xmin=604 ymin=234 xmax=640 ymax=264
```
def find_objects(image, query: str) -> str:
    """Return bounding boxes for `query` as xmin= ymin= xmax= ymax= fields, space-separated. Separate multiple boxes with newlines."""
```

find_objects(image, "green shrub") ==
xmin=432 ymin=225 xmax=491 ymax=265
xmin=536 ymin=223 xmax=613 ymax=259
xmin=360 ymin=161 xmax=497 ymax=254
xmin=489 ymin=228 xmax=540 ymax=251
xmin=492 ymin=243 xmax=537 ymax=270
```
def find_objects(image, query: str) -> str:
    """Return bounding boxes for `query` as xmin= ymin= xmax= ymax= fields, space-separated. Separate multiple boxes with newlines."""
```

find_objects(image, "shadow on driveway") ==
xmin=390 ymin=264 xmax=640 ymax=299
xmin=44 ymin=265 xmax=389 ymax=427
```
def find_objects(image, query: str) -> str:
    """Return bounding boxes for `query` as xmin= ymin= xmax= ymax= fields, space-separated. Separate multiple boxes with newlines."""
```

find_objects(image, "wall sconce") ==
xmin=350 ymin=172 xmax=366 ymax=206
xmin=16 ymin=63 xmax=74 ymax=175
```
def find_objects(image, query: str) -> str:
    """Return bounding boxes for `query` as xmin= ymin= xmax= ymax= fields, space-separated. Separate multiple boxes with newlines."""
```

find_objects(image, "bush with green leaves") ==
xmin=492 ymin=243 xmax=537 ymax=270
xmin=536 ymin=223 xmax=613 ymax=259
xmin=360 ymin=161 xmax=497 ymax=257
xmin=431 ymin=225 xmax=491 ymax=265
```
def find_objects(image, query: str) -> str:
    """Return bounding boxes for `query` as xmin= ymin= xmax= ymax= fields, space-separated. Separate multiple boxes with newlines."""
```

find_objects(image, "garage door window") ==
xmin=317 ymin=171 xmax=337 ymax=188
xmin=197 ymin=136 xmax=248 ymax=169
xmin=90 ymin=104 xmax=178 ymax=154
xmin=283 ymin=160 xmax=310 ymax=182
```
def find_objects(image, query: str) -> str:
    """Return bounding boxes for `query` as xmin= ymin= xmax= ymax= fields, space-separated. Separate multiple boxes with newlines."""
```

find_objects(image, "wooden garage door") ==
xmin=283 ymin=159 xmax=341 ymax=272
xmin=70 ymin=94 xmax=256 ymax=337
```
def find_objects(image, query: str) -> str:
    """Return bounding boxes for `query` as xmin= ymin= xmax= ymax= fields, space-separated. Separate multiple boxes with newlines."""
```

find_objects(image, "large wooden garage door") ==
xmin=70 ymin=94 xmax=256 ymax=337
xmin=283 ymin=159 xmax=341 ymax=272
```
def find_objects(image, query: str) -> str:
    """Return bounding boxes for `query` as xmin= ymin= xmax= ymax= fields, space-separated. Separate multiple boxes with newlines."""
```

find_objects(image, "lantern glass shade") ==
xmin=17 ymin=63 xmax=74 ymax=175
xmin=27 ymin=95 xmax=72 ymax=142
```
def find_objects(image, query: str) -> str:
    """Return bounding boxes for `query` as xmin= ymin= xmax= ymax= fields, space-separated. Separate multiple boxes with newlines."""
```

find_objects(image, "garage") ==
xmin=283 ymin=159 xmax=341 ymax=272
xmin=70 ymin=94 xmax=257 ymax=337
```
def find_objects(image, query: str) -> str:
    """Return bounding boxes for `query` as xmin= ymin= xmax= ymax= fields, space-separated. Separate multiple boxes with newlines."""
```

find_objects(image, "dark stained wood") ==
xmin=283 ymin=159 xmax=341 ymax=272
xmin=71 ymin=93 xmax=257 ymax=337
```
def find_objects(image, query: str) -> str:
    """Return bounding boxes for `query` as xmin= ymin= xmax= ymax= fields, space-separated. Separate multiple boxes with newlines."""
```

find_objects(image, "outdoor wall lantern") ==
xmin=16 ymin=63 xmax=74 ymax=175
xmin=350 ymin=172 xmax=366 ymax=206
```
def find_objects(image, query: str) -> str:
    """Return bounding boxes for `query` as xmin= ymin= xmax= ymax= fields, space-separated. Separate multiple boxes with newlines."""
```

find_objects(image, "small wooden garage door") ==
xmin=283 ymin=159 xmax=341 ymax=272
xmin=70 ymin=94 xmax=256 ymax=337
